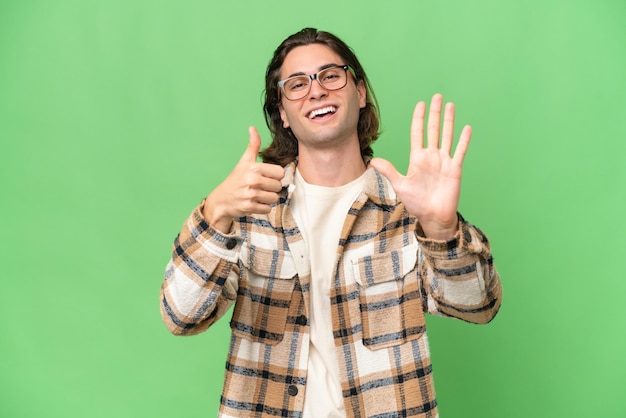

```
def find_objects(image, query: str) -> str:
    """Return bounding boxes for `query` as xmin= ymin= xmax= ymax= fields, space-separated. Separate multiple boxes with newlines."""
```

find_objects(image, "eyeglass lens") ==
xmin=282 ymin=67 xmax=347 ymax=100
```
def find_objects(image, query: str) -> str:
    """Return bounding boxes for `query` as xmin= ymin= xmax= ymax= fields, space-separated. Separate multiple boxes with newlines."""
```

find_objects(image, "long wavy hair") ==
xmin=261 ymin=28 xmax=380 ymax=166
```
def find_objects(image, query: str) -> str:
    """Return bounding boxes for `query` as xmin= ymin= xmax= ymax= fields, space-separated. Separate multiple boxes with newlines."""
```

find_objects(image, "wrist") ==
xmin=202 ymin=195 xmax=234 ymax=234
xmin=418 ymin=217 xmax=459 ymax=241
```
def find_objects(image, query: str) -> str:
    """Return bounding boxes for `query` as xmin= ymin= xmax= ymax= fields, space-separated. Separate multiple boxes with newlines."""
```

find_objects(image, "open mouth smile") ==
xmin=307 ymin=106 xmax=337 ymax=119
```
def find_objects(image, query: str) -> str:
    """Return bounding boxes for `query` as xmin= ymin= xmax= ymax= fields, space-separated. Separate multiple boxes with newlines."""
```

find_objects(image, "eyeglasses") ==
xmin=277 ymin=65 xmax=354 ymax=101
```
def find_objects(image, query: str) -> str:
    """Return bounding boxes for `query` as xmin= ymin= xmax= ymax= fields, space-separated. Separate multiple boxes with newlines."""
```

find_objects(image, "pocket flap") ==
xmin=352 ymin=242 xmax=418 ymax=287
xmin=241 ymin=243 xmax=297 ymax=279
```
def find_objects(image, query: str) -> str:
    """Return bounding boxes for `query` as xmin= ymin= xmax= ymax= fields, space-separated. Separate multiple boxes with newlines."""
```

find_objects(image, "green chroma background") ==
xmin=2 ymin=0 xmax=625 ymax=417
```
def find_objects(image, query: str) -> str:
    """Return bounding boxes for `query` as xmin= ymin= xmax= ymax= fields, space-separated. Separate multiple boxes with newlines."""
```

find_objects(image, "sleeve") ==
xmin=159 ymin=202 xmax=241 ymax=335
xmin=415 ymin=213 xmax=502 ymax=324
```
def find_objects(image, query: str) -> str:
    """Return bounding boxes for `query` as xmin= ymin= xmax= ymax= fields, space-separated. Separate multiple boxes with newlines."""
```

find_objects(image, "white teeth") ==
xmin=308 ymin=106 xmax=336 ymax=119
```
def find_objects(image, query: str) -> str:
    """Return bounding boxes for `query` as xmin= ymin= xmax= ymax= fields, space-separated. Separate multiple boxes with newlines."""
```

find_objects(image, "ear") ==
xmin=278 ymin=104 xmax=290 ymax=128
xmin=357 ymin=80 xmax=367 ymax=109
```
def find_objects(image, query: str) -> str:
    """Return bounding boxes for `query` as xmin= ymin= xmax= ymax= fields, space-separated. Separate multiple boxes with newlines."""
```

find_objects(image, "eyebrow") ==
xmin=285 ymin=63 xmax=343 ymax=79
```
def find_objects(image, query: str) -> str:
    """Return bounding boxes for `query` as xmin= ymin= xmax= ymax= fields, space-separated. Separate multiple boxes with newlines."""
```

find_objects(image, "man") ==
xmin=160 ymin=28 xmax=502 ymax=417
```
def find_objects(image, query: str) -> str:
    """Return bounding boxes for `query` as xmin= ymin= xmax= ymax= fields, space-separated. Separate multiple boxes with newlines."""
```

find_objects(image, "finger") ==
xmin=237 ymin=188 xmax=279 ymax=215
xmin=410 ymin=102 xmax=426 ymax=152
xmin=441 ymin=102 xmax=455 ymax=156
xmin=255 ymin=175 xmax=284 ymax=193
xmin=239 ymin=126 xmax=262 ymax=164
xmin=427 ymin=94 xmax=443 ymax=149
xmin=452 ymin=125 xmax=472 ymax=166
xmin=257 ymin=163 xmax=286 ymax=181
xmin=242 ymin=201 xmax=274 ymax=215
xmin=252 ymin=189 xmax=281 ymax=206
xmin=369 ymin=158 xmax=403 ymax=185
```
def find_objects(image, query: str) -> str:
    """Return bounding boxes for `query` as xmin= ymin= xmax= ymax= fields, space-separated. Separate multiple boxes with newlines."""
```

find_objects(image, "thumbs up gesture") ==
xmin=203 ymin=127 xmax=285 ymax=233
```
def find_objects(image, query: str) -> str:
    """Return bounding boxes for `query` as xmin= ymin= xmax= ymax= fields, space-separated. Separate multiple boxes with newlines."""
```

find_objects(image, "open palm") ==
xmin=370 ymin=94 xmax=471 ymax=240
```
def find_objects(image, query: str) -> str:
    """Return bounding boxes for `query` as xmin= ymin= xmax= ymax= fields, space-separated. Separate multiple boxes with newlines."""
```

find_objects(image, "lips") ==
xmin=307 ymin=105 xmax=337 ymax=119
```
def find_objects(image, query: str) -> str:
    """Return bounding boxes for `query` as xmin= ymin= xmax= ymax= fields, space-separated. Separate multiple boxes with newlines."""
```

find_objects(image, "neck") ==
xmin=296 ymin=139 xmax=366 ymax=186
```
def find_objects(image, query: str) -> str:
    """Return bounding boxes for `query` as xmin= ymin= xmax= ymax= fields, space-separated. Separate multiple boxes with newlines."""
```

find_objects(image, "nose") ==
xmin=308 ymin=76 xmax=328 ymax=99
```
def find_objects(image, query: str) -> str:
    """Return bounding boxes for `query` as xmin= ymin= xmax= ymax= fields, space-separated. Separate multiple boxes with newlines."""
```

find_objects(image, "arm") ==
xmin=416 ymin=214 xmax=502 ymax=324
xmin=160 ymin=127 xmax=285 ymax=335
xmin=160 ymin=203 xmax=241 ymax=335
xmin=370 ymin=94 xmax=502 ymax=323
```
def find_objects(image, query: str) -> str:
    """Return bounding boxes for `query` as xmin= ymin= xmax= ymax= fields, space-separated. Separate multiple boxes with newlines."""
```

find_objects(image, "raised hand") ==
xmin=369 ymin=94 xmax=471 ymax=240
xmin=203 ymin=127 xmax=285 ymax=233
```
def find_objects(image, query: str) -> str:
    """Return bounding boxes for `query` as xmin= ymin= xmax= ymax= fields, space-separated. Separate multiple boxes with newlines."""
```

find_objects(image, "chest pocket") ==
xmin=230 ymin=243 xmax=298 ymax=345
xmin=352 ymin=241 xmax=425 ymax=350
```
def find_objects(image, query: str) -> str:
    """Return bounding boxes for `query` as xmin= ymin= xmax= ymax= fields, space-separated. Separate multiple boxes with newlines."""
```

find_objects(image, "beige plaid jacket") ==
xmin=160 ymin=163 xmax=502 ymax=417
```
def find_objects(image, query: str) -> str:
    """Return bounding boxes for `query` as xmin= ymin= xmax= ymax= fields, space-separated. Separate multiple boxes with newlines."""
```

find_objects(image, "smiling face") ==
xmin=278 ymin=44 xmax=367 ymax=153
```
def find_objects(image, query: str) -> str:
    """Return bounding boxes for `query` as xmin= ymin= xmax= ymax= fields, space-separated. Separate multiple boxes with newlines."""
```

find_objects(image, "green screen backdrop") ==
xmin=2 ymin=1 xmax=625 ymax=417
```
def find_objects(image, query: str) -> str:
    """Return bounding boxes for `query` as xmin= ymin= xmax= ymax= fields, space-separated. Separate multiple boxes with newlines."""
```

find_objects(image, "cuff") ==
xmin=186 ymin=202 xmax=242 ymax=260
xmin=415 ymin=213 xmax=469 ymax=259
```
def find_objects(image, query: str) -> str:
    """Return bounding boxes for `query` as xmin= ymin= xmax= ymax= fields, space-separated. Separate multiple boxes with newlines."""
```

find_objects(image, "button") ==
xmin=225 ymin=238 xmax=238 ymax=249
xmin=295 ymin=315 xmax=307 ymax=326
xmin=288 ymin=385 xmax=298 ymax=396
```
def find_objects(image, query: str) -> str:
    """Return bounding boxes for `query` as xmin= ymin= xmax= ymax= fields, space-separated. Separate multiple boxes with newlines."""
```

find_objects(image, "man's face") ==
xmin=278 ymin=44 xmax=366 ymax=151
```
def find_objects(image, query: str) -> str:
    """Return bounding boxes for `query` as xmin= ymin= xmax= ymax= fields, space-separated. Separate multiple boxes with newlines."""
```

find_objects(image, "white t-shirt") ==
xmin=291 ymin=168 xmax=366 ymax=418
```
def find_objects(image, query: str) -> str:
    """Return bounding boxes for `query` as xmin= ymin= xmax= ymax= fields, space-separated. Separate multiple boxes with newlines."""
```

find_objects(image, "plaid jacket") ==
xmin=160 ymin=163 xmax=502 ymax=417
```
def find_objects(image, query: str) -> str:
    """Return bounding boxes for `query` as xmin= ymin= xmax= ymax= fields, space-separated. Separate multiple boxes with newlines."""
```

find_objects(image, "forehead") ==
xmin=280 ymin=44 xmax=344 ymax=78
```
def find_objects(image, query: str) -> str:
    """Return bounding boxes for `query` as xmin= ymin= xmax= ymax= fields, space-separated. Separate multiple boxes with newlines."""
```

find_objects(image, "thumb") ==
xmin=369 ymin=157 xmax=403 ymax=185
xmin=239 ymin=126 xmax=262 ymax=163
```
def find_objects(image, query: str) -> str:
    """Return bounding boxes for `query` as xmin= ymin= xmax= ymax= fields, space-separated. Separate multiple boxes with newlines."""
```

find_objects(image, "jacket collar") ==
xmin=281 ymin=160 xmax=399 ymax=208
